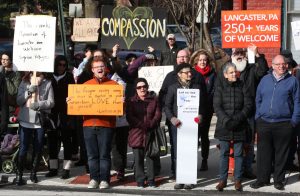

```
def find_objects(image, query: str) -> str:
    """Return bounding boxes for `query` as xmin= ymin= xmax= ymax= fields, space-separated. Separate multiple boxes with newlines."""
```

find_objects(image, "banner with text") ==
xmin=138 ymin=66 xmax=173 ymax=95
xmin=100 ymin=6 xmax=167 ymax=50
xmin=176 ymin=89 xmax=199 ymax=184
xmin=67 ymin=84 xmax=123 ymax=115
xmin=221 ymin=10 xmax=281 ymax=48
xmin=13 ymin=15 xmax=56 ymax=72
xmin=73 ymin=18 xmax=100 ymax=42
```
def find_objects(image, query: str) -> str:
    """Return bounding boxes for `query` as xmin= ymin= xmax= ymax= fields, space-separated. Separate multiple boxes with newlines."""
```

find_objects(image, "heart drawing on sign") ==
xmin=112 ymin=6 xmax=153 ymax=49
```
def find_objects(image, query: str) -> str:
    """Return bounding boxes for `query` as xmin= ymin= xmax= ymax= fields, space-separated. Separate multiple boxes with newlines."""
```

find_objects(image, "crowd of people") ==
xmin=0 ymin=30 xmax=300 ymax=192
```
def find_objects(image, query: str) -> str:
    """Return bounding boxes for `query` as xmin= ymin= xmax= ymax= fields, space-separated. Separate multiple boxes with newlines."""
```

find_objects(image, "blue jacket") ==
xmin=255 ymin=72 xmax=300 ymax=126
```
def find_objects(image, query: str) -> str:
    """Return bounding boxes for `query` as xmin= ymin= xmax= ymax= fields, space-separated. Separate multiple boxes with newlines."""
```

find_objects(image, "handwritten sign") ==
xmin=68 ymin=84 xmax=123 ymax=115
xmin=101 ymin=6 xmax=167 ymax=50
xmin=177 ymin=89 xmax=200 ymax=107
xmin=291 ymin=21 xmax=300 ymax=51
xmin=13 ymin=15 xmax=56 ymax=72
xmin=221 ymin=10 xmax=281 ymax=48
xmin=73 ymin=18 xmax=100 ymax=42
xmin=138 ymin=66 xmax=173 ymax=94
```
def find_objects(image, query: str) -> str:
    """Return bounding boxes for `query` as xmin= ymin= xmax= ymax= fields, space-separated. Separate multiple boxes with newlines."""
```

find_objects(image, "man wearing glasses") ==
xmin=160 ymin=34 xmax=181 ymax=66
xmin=251 ymin=55 xmax=300 ymax=191
xmin=82 ymin=60 xmax=118 ymax=190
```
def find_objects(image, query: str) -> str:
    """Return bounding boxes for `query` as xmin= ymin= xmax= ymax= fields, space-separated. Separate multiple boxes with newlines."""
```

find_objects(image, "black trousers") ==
xmin=75 ymin=116 xmax=87 ymax=162
xmin=256 ymin=119 xmax=293 ymax=183
xmin=47 ymin=127 xmax=72 ymax=160
xmin=132 ymin=148 xmax=154 ymax=183
xmin=198 ymin=112 xmax=213 ymax=160
xmin=111 ymin=126 xmax=129 ymax=172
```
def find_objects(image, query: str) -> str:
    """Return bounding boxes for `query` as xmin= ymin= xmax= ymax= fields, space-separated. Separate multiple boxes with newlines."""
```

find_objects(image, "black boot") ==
xmin=61 ymin=169 xmax=70 ymax=179
xmin=15 ymin=156 xmax=26 ymax=186
xmin=45 ymin=169 xmax=58 ymax=177
xmin=30 ymin=153 xmax=42 ymax=183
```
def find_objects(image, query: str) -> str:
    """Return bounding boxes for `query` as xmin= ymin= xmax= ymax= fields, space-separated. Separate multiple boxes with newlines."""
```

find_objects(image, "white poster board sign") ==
xmin=138 ymin=66 xmax=173 ymax=95
xmin=73 ymin=18 xmax=100 ymax=42
xmin=13 ymin=15 xmax=56 ymax=72
xmin=176 ymin=89 xmax=199 ymax=184
xmin=291 ymin=21 xmax=300 ymax=50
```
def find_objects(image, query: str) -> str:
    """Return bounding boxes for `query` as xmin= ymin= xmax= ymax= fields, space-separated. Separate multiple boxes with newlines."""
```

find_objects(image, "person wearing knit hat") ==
xmin=164 ymin=62 xmax=206 ymax=190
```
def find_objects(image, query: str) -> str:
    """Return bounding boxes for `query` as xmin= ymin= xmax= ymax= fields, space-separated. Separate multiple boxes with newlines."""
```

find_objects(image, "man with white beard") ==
xmin=216 ymin=45 xmax=269 ymax=180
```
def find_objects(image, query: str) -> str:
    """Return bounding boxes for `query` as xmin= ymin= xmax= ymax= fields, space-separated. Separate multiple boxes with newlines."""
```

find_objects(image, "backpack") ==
xmin=0 ymin=134 xmax=19 ymax=154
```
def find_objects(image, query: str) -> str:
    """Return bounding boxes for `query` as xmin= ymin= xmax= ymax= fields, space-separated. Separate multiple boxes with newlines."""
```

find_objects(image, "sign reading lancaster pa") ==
xmin=67 ymin=84 xmax=123 ymax=115
xmin=73 ymin=18 xmax=100 ymax=42
xmin=221 ymin=10 xmax=281 ymax=48
xmin=13 ymin=15 xmax=56 ymax=72
xmin=101 ymin=6 xmax=167 ymax=50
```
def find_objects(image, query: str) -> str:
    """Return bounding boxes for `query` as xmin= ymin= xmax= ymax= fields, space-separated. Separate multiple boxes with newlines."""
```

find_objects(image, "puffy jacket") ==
xmin=126 ymin=92 xmax=161 ymax=148
xmin=214 ymin=79 xmax=253 ymax=141
xmin=160 ymin=42 xmax=181 ymax=66
xmin=255 ymin=71 xmax=300 ymax=126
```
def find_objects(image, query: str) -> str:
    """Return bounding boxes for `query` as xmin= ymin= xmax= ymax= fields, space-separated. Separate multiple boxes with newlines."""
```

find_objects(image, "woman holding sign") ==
xmin=126 ymin=78 xmax=162 ymax=187
xmin=16 ymin=72 xmax=54 ymax=185
xmin=213 ymin=62 xmax=252 ymax=191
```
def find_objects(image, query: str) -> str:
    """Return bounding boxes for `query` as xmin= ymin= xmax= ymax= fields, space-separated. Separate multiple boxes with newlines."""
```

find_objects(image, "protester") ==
xmin=214 ymin=62 xmax=253 ymax=191
xmin=190 ymin=49 xmax=216 ymax=171
xmin=251 ymin=55 xmax=300 ymax=191
xmin=79 ymin=59 xmax=118 ymax=189
xmin=160 ymin=34 xmax=181 ymax=66
xmin=0 ymin=72 xmax=8 ymax=137
xmin=16 ymin=72 xmax=54 ymax=185
xmin=45 ymin=55 xmax=75 ymax=179
xmin=164 ymin=63 xmax=206 ymax=190
xmin=126 ymin=78 xmax=161 ymax=187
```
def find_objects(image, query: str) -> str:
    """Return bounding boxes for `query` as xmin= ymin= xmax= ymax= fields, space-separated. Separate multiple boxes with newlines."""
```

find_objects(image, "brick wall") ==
xmin=232 ymin=0 xmax=282 ymax=66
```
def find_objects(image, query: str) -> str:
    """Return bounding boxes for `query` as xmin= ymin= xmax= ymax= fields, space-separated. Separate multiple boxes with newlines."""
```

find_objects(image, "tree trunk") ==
xmin=84 ymin=0 xmax=99 ymax=17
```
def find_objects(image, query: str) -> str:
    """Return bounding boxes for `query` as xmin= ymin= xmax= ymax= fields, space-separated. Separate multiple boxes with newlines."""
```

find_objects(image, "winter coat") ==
xmin=164 ymin=80 xmax=206 ymax=121
xmin=17 ymin=79 xmax=55 ymax=127
xmin=126 ymin=92 xmax=162 ymax=148
xmin=160 ymin=42 xmax=181 ymax=66
xmin=0 ymin=73 xmax=8 ymax=135
xmin=214 ymin=79 xmax=253 ymax=141
xmin=255 ymin=71 xmax=300 ymax=126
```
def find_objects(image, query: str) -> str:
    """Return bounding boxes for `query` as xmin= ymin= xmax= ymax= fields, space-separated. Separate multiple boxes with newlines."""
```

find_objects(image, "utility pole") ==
xmin=57 ymin=0 xmax=67 ymax=57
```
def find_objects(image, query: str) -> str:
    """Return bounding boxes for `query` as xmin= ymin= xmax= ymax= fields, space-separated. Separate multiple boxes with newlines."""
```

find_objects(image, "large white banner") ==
xmin=138 ymin=66 xmax=173 ymax=95
xmin=176 ymin=89 xmax=199 ymax=184
xmin=13 ymin=15 xmax=56 ymax=72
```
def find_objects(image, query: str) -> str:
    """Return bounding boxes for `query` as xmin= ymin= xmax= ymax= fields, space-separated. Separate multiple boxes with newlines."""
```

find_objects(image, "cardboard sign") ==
xmin=73 ymin=18 xmax=100 ymax=42
xmin=221 ymin=10 xmax=281 ymax=48
xmin=13 ymin=15 xmax=56 ymax=72
xmin=100 ymin=6 xmax=167 ymax=50
xmin=67 ymin=84 xmax=123 ymax=115
xmin=176 ymin=89 xmax=200 ymax=184
xmin=138 ymin=66 xmax=173 ymax=94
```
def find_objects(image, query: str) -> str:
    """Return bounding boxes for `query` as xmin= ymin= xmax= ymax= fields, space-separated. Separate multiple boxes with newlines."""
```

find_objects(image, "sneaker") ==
xmin=99 ymin=181 xmax=110 ymax=189
xmin=87 ymin=179 xmax=99 ymax=189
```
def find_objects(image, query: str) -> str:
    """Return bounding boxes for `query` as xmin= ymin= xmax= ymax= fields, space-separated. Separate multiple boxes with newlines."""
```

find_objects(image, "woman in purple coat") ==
xmin=126 ymin=78 xmax=162 ymax=188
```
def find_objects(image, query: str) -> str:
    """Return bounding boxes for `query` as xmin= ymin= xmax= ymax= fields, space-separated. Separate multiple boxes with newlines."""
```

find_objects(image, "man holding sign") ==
xmin=81 ymin=60 xmax=119 ymax=189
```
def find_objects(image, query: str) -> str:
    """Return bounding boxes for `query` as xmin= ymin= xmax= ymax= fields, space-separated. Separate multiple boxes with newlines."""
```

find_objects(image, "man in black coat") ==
xmin=160 ymin=34 xmax=181 ymax=66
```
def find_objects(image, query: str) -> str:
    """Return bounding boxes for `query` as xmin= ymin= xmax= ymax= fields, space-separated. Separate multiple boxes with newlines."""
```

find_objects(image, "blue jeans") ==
xmin=83 ymin=126 xmax=113 ymax=182
xmin=19 ymin=126 xmax=45 ymax=157
xmin=219 ymin=140 xmax=243 ymax=182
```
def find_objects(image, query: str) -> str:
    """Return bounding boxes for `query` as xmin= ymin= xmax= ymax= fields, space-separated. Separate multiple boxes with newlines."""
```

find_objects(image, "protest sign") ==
xmin=221 ymin=10 xmax=281 ymax=48
xmin=138 ymin=66 xmax=173 ymax=94
xmin=291 ymin=21 xmax=300 ymax=51
xmin=68 ymin=84 xmax=123 ymax=115
xmin=72 ymin=18 xmax=100 ymax=42
xmin=176 ymin=89 xmax=199 ymax=184
xmin=13 ymin=15 xmax=56 ymax=72
xmin=100 ymin=6 xmax=167 ymax=50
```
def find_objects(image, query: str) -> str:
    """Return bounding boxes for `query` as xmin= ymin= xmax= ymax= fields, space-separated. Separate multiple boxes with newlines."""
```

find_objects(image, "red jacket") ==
xmin=83 ymin=77 xmax=118 ymax=128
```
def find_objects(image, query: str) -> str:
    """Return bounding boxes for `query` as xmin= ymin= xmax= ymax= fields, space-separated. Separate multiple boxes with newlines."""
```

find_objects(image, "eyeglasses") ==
xmin=92 ymin=66 xmax=105 ymax=69
xmin=168 ymin=38 xmax=175 ymax=41
xmin=177 ymin=56 xmax=189 ymax=59
xmin=1 ymin=58 xmax=9 ymax=61
xmin=273 ymin=63 xmax=287 ymax=66
xmin=180 ymin=71 xmax=192 ymax=74
xmin=136 ymin=85 xmax=147 ymax=90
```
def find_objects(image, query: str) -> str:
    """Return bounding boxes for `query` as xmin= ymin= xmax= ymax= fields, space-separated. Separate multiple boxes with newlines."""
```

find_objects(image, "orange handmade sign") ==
xmin=67 ymin=84 xmax=123 ymax=115
xmin=221 ymin=10 xmax=281 ymax=48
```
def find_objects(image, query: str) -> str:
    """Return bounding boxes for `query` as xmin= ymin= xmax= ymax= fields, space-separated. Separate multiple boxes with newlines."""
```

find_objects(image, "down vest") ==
xmin=213 ymin=79 xmax=253 ymax=141
xmin=126 ymin=92 xmax=162 ymax=148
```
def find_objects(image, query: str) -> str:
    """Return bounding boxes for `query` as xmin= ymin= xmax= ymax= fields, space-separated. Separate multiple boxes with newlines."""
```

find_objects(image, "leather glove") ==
xmin=145 ymin=54 xmax=155 ymax=60
xmin=29 ymin=102 xmax=39 ymax=111
xmin=170 ymin=117 xmax=181 ymax=127
xmin=28 ymin=85 xmax=38 ymax=93
xmin=226 ymin=120 xmax=239 ymax=131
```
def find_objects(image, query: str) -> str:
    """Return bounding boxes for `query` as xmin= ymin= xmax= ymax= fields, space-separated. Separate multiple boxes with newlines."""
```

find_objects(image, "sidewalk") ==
xmin=1 ymin=115 xmax=300 ymax=194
